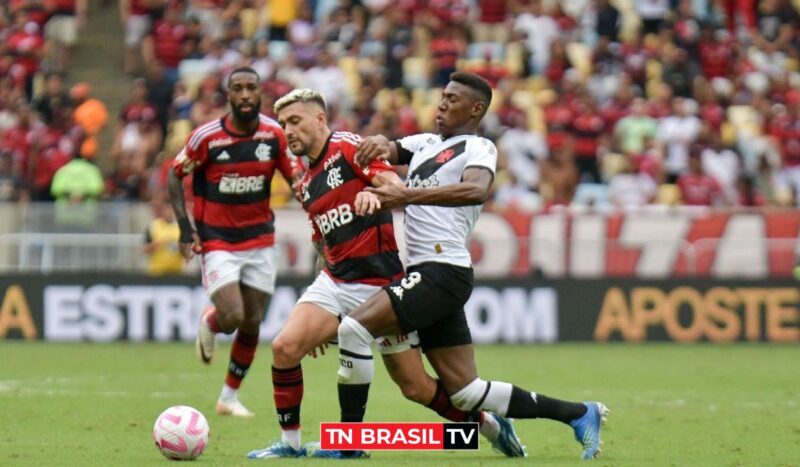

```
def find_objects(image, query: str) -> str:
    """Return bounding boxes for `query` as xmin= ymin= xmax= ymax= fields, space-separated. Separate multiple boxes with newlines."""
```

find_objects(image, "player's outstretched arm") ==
xmin=355 ymin=134 xmax=398 ymax=166
xmin=168 ymin=170 xmax=201 ymax=259
xmin=366 ymin=167 xmax=493 ymax=209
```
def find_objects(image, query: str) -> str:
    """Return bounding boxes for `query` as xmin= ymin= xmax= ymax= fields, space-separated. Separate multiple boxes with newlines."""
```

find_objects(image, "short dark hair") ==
xmin=450 ymin=71 xmax=492 ymax=109
xmin=227 ymin=66 xmax=260 ymax=87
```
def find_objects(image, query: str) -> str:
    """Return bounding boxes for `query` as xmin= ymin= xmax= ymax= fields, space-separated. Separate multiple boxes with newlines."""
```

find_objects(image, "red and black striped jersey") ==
xmin=172 ymin=113 xmax=303 ymax=252
xmin=299 ymin=131 xmax=403 ymax=286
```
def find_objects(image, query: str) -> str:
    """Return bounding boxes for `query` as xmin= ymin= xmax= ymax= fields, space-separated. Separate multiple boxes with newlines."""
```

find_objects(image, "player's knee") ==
xmin=450 ymin=378 xmax=488 ymax=412
xmin=338 ymin=316 xmax=371 ymax=349
xmin=217 ymin=307 xmax=244 ymax=331
xmin=337 ymin=317 xmax=357 ymax=342
xmin=397 ymin=380 xmax=428 ymax=404
xmin=271 ymin=334 xmax=303 ymax=366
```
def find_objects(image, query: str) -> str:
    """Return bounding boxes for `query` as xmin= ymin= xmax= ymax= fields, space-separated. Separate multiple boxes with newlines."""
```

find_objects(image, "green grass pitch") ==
xmin=1 ymin=343 xmax=798 ymax=466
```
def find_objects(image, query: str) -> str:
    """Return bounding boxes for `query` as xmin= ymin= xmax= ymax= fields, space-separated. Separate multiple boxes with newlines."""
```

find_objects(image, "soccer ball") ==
xmin=153 ymin=405 xmax=210 ymax=460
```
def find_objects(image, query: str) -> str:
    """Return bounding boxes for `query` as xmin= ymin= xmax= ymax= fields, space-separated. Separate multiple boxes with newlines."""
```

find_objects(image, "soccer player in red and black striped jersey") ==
xmin=168 ymin=67 xmax=303 ymax=418
xmin=247 ymin=89 xmax=517 ymax=459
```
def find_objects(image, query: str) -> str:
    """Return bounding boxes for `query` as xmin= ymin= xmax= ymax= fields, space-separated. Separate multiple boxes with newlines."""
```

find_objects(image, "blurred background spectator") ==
xmin=143 ymin=200 xmax=184 ymax=276
xmin=50 ymin=151 xmax=104 ymax=226
xmin=70 ymin=82 xmax=108 ymax=159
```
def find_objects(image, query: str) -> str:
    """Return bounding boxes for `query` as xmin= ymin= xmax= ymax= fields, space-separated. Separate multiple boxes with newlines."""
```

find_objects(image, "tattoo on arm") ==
xmin=168 ymin=171 xmax=189 ymax=222
xmin=313 ymin=239 xmax=326 ymax=276
xmin=168 ymin=171 xmax=194 ymax=240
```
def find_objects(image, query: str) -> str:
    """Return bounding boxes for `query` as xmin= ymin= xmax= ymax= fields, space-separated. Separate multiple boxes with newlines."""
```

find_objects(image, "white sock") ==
xmin=480 ymin=412 xmax=500 ymax=440
xmin=220 ymin=384 xmax=237 ymax=401
xmin=281 ymin=428 xmax=301 ymax=451
xmin=337 ymin=316 xmax=374 ymax=385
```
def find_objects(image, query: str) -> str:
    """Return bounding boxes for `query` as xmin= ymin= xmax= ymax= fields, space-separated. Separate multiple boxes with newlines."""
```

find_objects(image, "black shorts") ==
xmin=383 ymin=262 xmax=473 ymax=352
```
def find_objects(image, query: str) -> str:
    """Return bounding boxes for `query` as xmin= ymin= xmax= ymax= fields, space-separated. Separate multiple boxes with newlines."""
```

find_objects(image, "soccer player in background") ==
xmin=168 ymin=67 xmax=302 ymax=418
xmin=246 ymin=89 xmax=525 ymax=459
xmin=338 ymin=72 xmax=610 ymax=460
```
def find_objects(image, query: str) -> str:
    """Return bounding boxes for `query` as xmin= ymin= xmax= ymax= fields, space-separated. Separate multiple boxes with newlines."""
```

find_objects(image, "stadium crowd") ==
xmin=1 ymin=0 xmax=800 ymax=211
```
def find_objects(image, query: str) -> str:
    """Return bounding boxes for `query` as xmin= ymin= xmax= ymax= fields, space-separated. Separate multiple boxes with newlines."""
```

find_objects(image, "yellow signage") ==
xmin=0 ymin=285 xmax=37 ymax=340
xmin=594 ymin=287 xmax=799 ymax=342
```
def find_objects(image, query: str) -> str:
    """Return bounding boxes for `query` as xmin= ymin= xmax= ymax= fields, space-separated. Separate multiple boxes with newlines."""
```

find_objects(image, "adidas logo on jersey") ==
xmin=217 ymin=151 xmax=231 ymax=161
xmin=406 ymin=173 xmax=440 ymax=189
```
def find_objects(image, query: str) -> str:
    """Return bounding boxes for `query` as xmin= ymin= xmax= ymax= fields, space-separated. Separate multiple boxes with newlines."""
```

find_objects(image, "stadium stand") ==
xmin=0 ymin=0 xmax=799 ymax=272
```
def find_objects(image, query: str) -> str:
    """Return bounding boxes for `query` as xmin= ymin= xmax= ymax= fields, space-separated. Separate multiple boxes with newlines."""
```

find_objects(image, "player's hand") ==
xmin=308 ymin=342 xmax=328 ymax=358
xmin=365 ymin=183 xmax=407 ymax=211
xmin=354 ymin=191 xmax=381 ymax=216
xmin=179 ymin=232 xmax=202 ymax=260
xmin=355 ymin=135 xmax=391 ymax=167
xmin=291 ymin=173 xmax=305 ymax=203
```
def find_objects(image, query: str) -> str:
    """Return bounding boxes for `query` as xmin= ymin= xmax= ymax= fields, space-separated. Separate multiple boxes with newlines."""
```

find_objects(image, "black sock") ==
xmin=506 ymin=386 xmax=587 ymax=424
xmin=338 ymin=383 xmax=370 ymax=423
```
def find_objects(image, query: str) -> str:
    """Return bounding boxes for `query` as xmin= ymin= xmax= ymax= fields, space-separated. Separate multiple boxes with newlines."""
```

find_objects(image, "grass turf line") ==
xmin=1 ymin=343 xmax=798 ymax=466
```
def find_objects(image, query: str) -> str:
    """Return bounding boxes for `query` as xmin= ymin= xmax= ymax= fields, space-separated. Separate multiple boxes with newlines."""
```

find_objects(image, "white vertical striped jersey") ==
xmin=396 ymin=133 xmax=497 ymax=268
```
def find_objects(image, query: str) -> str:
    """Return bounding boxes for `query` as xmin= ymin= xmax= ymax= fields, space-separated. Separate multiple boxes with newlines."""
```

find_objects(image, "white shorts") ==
xmin=124 ymin=15 xmax=150 ymax=47
xmin=298 ymin=272 xmax=420 ymax=355
xmin=45 ymin=15 xmax=78 ymax=46
xmin=202 ymin=246 xmax=277 ymax=297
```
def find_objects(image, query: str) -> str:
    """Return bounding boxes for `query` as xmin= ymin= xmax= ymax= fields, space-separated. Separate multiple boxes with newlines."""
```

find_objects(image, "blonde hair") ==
xmin=273 ymin=88 xmax=327 ymax=115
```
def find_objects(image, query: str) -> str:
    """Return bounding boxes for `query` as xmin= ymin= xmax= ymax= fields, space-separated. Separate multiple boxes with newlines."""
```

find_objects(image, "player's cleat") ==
xmin=247 ymin=441 xmax=306 ymax=459
xmin=488 ymin=413 xmax=527 ymax=457
xmin=195 ymin=307 xmax=216 ymax=364
xmin=304 ymin=442 xmax=370 ymax=459
xmin=569 ymin=401 xmax=609 ymax=460
xmin=216 ymin=398 xmax=255 ymax=417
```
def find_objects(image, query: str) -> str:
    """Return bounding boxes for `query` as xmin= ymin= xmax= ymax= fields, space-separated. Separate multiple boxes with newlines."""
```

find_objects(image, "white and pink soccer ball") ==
xmin=153 ymin=405 xmax=210 ymax=461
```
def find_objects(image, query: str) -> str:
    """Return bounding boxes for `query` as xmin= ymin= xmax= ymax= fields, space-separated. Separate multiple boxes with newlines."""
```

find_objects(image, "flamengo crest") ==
xmin=327 ymin=166 xmax=344 ymax=189
xmin=255 ymin=143 xmax=272 ymax=161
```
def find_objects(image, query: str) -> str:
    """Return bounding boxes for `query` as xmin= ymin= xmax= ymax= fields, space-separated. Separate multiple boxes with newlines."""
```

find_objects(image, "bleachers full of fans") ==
xmin=0 ymin=0 xmax=103 ymax=203
xmin=2 ymin=0 xmax=800 ymax=211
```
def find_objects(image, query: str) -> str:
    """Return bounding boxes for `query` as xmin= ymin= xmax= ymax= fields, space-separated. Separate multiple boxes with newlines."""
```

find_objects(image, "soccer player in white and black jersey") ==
xmin=247 ymin=89 xmax=524 ymax=460
xmin=338 ymin=72 xmax=610 ymax=460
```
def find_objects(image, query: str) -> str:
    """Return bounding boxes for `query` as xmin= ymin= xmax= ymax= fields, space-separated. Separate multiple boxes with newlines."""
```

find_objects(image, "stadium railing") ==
xmin=1 ymin=203 xmax=797 ymax=277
